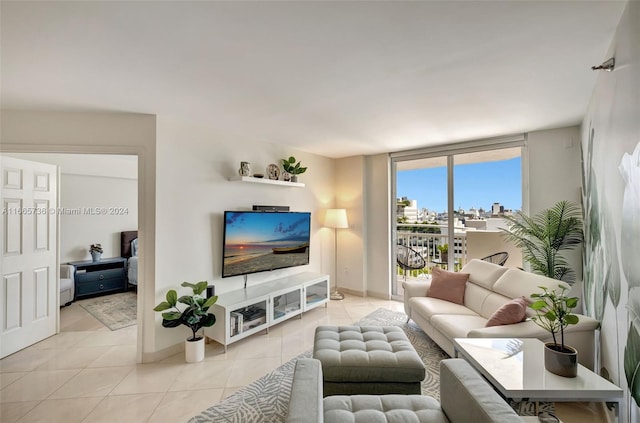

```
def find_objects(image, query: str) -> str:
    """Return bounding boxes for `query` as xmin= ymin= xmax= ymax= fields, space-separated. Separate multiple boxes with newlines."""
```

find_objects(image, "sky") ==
xmin=224 ymin=212 xmax=310 ymax=244
xmin=397 ymin=157 xmax=522 ymax=213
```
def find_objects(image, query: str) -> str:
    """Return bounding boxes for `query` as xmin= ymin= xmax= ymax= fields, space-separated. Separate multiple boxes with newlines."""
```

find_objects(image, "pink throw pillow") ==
xmin=426 ymin=267 xmax=470 ymax=305
xmin=485 ymin=297 xmax=528 ymax=327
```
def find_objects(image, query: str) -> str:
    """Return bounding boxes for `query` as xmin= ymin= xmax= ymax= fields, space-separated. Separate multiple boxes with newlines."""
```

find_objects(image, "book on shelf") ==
xmin=230 ymin=311 xmax=243 ymax=336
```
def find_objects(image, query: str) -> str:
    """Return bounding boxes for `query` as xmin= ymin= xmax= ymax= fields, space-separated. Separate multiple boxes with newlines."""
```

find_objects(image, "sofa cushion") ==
xmin=409 ymin=297 xmax=478 ymax=321
xmin=485 ymin=297 xmax=527 ymax=327
xmin=427 ymin=267 xmax=469 ymax=305
xmin=459 ymin=259 xmax=509 ymax=290
xmin=324 ymin=395 xmax=447 ymax=423
xmin=492 ymin=268 xmax=568 ymax=301
xmin=430 ymin=314 xmax=488 ymax=339
xmin=463 ymin=283 xmax=496 ymax=316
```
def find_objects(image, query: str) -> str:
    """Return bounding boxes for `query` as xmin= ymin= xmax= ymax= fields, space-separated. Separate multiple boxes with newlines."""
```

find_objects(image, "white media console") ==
xmin=204 ymin=272 xmax=330 ymax=351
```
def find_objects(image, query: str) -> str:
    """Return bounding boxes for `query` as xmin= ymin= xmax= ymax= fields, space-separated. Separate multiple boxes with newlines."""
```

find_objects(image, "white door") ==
xmin=1 ymin=156 xmax=58 ymax=358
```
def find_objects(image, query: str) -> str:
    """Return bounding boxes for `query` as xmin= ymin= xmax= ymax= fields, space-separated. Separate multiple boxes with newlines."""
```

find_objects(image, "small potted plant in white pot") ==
xmin=89 ymin=243 xmax=103 ymax=262
xmin=153 ymin=281 xmax=218 ymax=363
xmin=281 ymin=156 xmax=307 ymax=182
xmin=530 ymin=284 xmax=580 ymax=377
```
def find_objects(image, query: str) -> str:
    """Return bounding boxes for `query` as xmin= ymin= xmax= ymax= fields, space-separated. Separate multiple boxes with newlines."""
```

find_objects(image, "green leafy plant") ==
xmin=89 ymin=243 xmax=103 ymax=253
xmin=500 ymin=200 xmax=583 ymax=283
xmin=530 ymin=285 xmax=580 ymax=353
xmin=153 ymin=281 xmax=218 ymax=341
xmin=281 ymin=156 xmax=307 ymax=175
xmin=437 ymin=244 xmax=448 ymax=253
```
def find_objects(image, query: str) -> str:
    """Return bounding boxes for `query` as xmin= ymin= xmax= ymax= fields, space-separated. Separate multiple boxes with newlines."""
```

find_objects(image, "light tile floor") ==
xmin=0 ymin=294 xmax=605 ymax=423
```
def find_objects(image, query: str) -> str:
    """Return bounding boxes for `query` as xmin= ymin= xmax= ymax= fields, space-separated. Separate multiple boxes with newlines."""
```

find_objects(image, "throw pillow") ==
xmin=426 ymin=267 xmax=470 ymax=305
xmin=485 ymin=297 xmax=528 ymax=327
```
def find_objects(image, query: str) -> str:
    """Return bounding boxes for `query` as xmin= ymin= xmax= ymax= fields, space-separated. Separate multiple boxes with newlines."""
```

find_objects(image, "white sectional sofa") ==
xmin=403 ymin=259 xmax=600 ymax=369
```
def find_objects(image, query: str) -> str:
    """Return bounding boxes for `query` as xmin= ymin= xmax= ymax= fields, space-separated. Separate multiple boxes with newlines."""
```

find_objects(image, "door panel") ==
xmin=1 ymin=156 xmax=57 ymax=358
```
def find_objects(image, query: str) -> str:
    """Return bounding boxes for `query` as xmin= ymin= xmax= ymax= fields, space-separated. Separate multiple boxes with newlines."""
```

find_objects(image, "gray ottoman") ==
xmin=313 ymin=325 xmax=425 ymax=396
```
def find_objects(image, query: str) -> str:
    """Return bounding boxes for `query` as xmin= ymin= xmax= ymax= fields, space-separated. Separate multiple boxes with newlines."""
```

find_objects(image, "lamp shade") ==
xmin=324 ymin=209 xmax=349 ymax=229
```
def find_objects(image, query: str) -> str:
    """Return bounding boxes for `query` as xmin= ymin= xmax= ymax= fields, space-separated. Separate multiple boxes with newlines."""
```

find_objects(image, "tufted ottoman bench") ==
xmin=313 ymin=325 xmax=425 ymax=396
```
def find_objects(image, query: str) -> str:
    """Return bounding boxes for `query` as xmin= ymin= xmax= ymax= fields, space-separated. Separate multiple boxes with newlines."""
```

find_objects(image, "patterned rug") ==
xmin=188 ymin=307 xmax=552 ymax=423
xmin=79 ymin=291 xmax=137 ymax=331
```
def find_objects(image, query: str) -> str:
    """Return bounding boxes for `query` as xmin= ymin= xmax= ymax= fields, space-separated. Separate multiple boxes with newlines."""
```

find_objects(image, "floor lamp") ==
xmin=325 ymin=208 xmax=348 ymax=300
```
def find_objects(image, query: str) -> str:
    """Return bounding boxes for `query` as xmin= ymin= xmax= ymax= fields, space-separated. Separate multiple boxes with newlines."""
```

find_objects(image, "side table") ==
xmin=69 ymin=257 xmax=127 ymax=300
xmin=453 ymin=338 xmax=623 ymax=422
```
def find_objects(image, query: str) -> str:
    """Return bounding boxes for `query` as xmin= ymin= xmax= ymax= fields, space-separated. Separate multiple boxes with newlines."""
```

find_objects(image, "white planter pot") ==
xmin=185 ymin=336 xmax=205 ymax=363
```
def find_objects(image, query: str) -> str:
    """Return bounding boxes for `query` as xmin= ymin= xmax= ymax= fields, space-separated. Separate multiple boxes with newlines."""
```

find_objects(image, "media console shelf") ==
xmin=204 ymin=272 xmax=329 ymax=352
xmin=230 ymin=175 xmax=305 ymax=188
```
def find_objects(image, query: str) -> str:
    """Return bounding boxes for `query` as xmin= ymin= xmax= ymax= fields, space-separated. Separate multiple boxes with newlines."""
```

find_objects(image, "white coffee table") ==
xmin=453 ymin=338 xmax=623 ymax=422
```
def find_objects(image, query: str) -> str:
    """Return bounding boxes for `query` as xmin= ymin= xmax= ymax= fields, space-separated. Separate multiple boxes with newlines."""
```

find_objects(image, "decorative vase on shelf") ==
xmin=290 ymin=175 xmax=298 ymax=183
xmin=91 ymin=251 xmax=102 ymax=262
xmin=282 ymin=171 xmax=291 ymax=182
xmin=238 ymin=161 xmax=251 ymax=177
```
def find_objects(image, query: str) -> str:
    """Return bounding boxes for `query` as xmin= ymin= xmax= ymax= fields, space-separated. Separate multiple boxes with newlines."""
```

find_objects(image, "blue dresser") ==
xmin=69 ymin=257 xmax=127 ymax=300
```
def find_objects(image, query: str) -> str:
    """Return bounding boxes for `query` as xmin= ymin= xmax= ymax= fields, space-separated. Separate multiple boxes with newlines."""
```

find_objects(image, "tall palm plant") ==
xmin=500 ymin=200 xmax=584 ymax=283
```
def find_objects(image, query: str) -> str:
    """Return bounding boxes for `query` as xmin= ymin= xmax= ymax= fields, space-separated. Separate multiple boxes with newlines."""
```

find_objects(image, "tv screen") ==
xmin=222 ymin=211 xmax=311 ymax=278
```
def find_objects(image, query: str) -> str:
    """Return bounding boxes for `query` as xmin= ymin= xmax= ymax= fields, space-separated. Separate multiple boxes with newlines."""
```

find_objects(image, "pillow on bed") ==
xmin=131 ymin=238 xmax=139 ymax=257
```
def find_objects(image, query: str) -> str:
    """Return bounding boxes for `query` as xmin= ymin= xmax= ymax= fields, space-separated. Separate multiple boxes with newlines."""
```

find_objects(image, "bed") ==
xmin=121 ymin=230 xmax=139 ymax=286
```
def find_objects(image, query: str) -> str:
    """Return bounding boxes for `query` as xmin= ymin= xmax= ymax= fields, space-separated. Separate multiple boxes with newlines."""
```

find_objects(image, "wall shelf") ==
xmin=231 ymin=175 xmax=305 ymax=188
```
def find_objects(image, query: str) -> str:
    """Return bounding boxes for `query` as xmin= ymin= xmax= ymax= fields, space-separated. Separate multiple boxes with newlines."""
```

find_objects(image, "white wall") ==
xmin=364 ymin=154 xmax=391 ymax=298
xmin=335 ymin=156 xmax=366 ymax=296
xmin=154 ymin=115 xmax=335 ymax=351
xmin=526 ymin=126 xmax=583 ymax=280
xmin=59 ymin=174 xmax=137 ymax=262
xmin=527 ymin=126 xmax=582 ymax=214
xmin=581 ymin=1 xmax=640 ymax=421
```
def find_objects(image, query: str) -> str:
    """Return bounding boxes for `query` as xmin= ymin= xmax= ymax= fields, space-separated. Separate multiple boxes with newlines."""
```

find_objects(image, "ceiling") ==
xmin=0 ymin=1 xmax=626 ymax=159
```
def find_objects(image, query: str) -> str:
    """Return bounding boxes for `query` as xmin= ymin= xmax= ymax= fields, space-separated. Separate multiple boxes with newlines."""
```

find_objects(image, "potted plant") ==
xmin=153 ymin=281 xmax=218 ymax=363
xmin=281 ymin=156 xmax=307 ymax=182
xmin=437 ymin=243 xmax=448 ymax=262
xmin=500 ymin=200 xmax=583 ymax=283
xmin=530 ymin=284 xmax=580 ymax=377
xmin=89 ymin=243 xmax=103 ymax=262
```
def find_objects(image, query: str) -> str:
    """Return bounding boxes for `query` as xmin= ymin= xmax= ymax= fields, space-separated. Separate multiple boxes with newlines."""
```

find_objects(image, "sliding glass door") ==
xmin=391 ymin=137 xmax=524 ymax=299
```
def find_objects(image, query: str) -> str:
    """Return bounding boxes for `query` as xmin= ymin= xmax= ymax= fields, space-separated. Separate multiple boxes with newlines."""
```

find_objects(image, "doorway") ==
xmin=2 ymin=152 xmax=140 ymax=354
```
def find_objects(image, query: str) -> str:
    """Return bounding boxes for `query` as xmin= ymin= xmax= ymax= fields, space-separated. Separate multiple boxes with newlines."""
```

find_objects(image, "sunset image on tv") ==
xmin=222 ymin=211 xmax=311 ymax=277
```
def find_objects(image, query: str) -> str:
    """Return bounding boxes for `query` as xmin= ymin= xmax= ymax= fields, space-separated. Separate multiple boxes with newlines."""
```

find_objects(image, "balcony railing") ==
xmin=396 ymin=223 xmax=468 ymax=278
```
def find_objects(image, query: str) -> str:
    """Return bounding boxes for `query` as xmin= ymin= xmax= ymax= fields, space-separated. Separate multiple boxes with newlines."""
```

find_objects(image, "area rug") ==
xmin=188 ymin=307 xmax=553 ymax=423
xmin=78 ymin=291 xmax=137 ymax=331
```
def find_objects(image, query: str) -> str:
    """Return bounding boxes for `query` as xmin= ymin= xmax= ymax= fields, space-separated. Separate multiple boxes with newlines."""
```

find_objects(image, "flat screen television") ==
xmin=222 ymin=211 xmax=311 ymax=278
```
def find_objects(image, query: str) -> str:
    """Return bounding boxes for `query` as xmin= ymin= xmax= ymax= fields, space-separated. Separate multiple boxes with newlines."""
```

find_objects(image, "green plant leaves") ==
xmin=203 ymin=295 xmax=218 ymax=309
xmin=161 ymin=311 xmax=182 ymax=320
xmin=500 ymin=200 xmax=583 ymax=283
xmin=153 ymin=301 xmax=172 ymax=312
xmin=154 ymin=282 xmax=218 ymax=338
xmin=624 ymin=324 xmax=640 ymax=407
xmin=166 ymin=290 xmax=177 ymax=306
xmin=281 ymin=156 xmax=307 ymax=175
xmin=181 ymin=281 xmax=208 ymax=295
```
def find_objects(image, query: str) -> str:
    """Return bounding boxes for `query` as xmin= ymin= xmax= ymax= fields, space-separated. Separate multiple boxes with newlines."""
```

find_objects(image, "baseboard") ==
xmin=141 ymin=341 xmax=183 ymax=363
xmin=366 ymin=290 xmax=391 ymax=300
xmin=338 ymin=287 xmax=366 ymax=297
